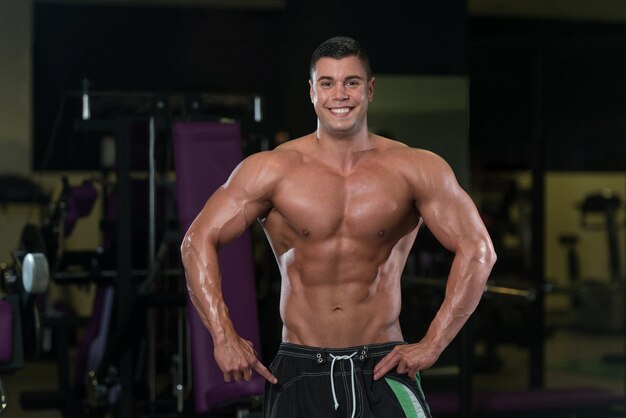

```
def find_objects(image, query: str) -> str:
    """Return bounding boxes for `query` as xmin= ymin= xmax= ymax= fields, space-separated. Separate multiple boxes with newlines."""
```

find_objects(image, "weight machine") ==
xmin=559 ymin=191 xmax=624 ymax=333
xmin=1 ymin=87 xmax=267 ymax=417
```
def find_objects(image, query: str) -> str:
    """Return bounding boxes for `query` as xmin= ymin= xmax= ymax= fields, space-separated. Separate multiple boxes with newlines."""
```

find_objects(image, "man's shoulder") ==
xmin=378 ymin=137 xmax=446 ymax=165
xmin=239 ymin=137 xmax=309 ymax=175
xmin=375 ymin=139 xmax=455 ymax=187
xmin=274 ymin=134 xmax=313 ymax=153
xmin=259 ymin=135 xmax=314 ymax=164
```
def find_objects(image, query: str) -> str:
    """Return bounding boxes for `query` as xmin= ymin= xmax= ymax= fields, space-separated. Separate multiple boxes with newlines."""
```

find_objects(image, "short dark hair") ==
xmin=310 ymin=36 xmax=372 ymax=80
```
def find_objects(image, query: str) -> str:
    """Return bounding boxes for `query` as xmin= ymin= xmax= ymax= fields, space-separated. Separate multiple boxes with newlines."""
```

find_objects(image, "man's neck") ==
xmin=314 ymin=128 xmax=375 ymax=172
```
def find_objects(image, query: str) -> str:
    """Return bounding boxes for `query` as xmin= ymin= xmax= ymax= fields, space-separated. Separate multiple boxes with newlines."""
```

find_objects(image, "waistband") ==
xmin=277 ymin=341 xmax=406 ymax=363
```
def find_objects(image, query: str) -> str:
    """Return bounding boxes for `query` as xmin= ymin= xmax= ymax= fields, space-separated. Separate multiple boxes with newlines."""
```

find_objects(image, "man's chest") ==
xmin=268 ymin=164 xmax=417 ymax=238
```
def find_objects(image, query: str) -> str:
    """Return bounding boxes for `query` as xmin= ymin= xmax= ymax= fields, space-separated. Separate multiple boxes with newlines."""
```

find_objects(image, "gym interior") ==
xmin=1 ymin=1 xmax=625 ymax=417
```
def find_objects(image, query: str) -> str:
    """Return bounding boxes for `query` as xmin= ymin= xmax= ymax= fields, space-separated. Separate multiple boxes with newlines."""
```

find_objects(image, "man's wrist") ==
xmin=419 ymin=334 xmax=446 ymax=356
xmin=211 ymin=322 xmax=237 ymax=346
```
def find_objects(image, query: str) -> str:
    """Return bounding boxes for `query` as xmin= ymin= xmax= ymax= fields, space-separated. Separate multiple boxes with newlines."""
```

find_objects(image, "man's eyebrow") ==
xmin=316 ymin=75 xmax=365 ymax=82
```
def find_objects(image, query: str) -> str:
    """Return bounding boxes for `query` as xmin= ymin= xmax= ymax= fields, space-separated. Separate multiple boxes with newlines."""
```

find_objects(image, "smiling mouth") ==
xmin=329 ymin=107 xmax=351 ymax=115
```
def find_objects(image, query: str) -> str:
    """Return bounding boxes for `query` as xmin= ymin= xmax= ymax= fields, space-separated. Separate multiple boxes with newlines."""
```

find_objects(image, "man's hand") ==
xmin=214 ymin=335 xmax=278 ymax=384
xmin=373 ymin=342 xmax=440 ymax=381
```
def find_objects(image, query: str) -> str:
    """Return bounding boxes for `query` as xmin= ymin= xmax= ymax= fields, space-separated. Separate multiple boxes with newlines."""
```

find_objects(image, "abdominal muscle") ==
xmin=275 ymin=241 xmax=410 ymax=348
xmin=280 ymin=280 xmax=404 ymax=348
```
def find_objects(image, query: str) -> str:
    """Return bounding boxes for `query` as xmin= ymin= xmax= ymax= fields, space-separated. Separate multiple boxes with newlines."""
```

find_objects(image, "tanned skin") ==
xmin=181 ymin=55 xmax=496 ymax=385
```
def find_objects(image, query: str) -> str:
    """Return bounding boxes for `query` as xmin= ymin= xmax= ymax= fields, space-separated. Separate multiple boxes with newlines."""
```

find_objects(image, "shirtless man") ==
xmin=181 ymin=36 xmax=496 ymax=418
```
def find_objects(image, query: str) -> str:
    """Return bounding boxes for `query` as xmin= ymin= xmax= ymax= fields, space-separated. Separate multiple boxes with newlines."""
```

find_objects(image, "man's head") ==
xmin=309 ymin=36 xmax=374 ymax=137
xmin=310 ymin=36 xmax=372 ymax=81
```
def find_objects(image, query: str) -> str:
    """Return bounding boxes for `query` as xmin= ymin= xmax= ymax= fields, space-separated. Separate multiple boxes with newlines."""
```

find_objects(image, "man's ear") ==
xmin=368 ymin=77 xmax=375 ymax=102
xmin=309 ymin=79 xmax=314 ymax=103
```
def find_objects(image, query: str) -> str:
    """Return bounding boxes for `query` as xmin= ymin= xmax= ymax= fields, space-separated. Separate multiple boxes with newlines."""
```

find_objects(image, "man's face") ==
xmin=309 ymin=56 xmax=375 ymax=136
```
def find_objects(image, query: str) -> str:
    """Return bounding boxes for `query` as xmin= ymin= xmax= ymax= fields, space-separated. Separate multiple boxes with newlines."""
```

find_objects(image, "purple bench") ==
xmin=173 ymin=121 xmax=265 ymax=415
xmin=0 ymin=300 xmax=13 ymax=364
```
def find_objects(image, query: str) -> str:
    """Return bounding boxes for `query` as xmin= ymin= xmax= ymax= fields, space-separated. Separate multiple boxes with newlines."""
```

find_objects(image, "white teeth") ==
xmin=330 ymin=108 xmax=350 ymax=114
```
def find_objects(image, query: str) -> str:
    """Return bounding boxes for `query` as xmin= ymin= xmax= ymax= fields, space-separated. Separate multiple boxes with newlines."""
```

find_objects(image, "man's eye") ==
xmin=346 ymin=81 xmax=361 ymax=87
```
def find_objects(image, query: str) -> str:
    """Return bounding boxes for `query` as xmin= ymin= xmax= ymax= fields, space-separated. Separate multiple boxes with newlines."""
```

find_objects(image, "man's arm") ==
xmin=374 ymin=150 xmax=496 ymax=380
xmin=181 ymin=152 xmax=280 ymax=384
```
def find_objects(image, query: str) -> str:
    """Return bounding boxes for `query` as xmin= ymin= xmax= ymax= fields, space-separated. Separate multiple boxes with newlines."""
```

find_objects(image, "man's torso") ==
xmin=259 ymin=134 xmax=422 ymax=347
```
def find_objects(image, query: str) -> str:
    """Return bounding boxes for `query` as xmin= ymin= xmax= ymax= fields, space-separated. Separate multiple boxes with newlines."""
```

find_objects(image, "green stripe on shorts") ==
xmin=384 ymin=377 xmax=428 ymax=418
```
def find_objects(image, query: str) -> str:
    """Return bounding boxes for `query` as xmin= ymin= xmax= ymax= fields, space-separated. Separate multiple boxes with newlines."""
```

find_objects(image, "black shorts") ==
xmin=262 ymin=342 xmax=432 ymax=418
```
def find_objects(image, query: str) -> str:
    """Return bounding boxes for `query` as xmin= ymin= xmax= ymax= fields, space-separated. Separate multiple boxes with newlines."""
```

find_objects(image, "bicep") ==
xmin=418 ymin=185 xmax=486 ymax=253
xmin=183 ymin=152 xmax=277 ymax=252
xmin=186 ymin=185 xmax=270 ymax=250
xmin=411 ymin=156 xmax=488 ymax=253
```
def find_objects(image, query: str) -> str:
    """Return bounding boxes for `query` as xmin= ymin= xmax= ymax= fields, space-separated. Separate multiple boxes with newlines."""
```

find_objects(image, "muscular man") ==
xmin=181 ymin=36 xmax=496 ymax=418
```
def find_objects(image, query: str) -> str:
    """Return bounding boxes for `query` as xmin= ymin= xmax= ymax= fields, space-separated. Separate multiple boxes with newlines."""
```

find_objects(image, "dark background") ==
xmin=33 ymin=0 xmax=467 ymax=170
xmin=34 ymin=1 xmax=626 ymax=173
xmin=470 ymin=17 xmax=626 ymax=171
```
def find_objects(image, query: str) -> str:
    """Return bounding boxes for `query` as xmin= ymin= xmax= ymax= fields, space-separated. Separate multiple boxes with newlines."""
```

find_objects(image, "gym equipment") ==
xmin=577 ymin=191 xmax=623 ymax=333
xmin=0 ymin=175 xmax=51 ymax=415
xmin=0 ymin=298 xmax=16 ymax=415
xmin=18 ymin=179 xmax=182 ymax=418
xmin=21 ymin=253 xmax=50 ymax=295
xmin=558 ymin=191 xmax=624 ymax=332
xmin=403 ymin=275 xmax=625 ymax=417
xmin=1 ymin=252 xmax=50 ymax=416
xmin=0 ymin=378 xmax=5 ymax=414
xmin=15 ymin=177 xmax=99 ymax=416
xmin=173 ymin=121 xmax=265 ymax=416
xmin=15 ymin=88 xmax=263 ymax=417
xmin=0 ymin=301 xmax=13 ymax=365
xmin=0 ymin=174 xmax=49 ymax=205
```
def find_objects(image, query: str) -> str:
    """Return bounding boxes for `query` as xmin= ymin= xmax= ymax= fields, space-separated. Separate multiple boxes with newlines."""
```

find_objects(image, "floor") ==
xmin=2 ymin=319 xmax=624 ymax=417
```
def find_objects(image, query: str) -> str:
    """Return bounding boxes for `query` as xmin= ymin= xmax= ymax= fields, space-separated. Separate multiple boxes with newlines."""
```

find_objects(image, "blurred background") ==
xmin=0 ymin=0 xmax=625 ymax=417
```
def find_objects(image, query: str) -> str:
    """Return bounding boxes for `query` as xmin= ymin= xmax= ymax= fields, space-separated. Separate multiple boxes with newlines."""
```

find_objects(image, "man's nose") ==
xmin=332 ymin=84 xmax=348 ymax=100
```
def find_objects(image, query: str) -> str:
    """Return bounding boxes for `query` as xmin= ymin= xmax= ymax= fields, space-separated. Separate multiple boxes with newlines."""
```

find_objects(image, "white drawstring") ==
xmin=329 ymin=352 xmax=357 ymax=418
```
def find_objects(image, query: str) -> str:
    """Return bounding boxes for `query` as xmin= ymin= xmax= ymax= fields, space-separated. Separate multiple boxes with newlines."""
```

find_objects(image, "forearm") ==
xmin=181 ymin=234 xmax=237 ymax=344
xmin=421 ymin=241 xmax=496 ymax=354
xmin=373 ymin=241 xmax=495 ymax=380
